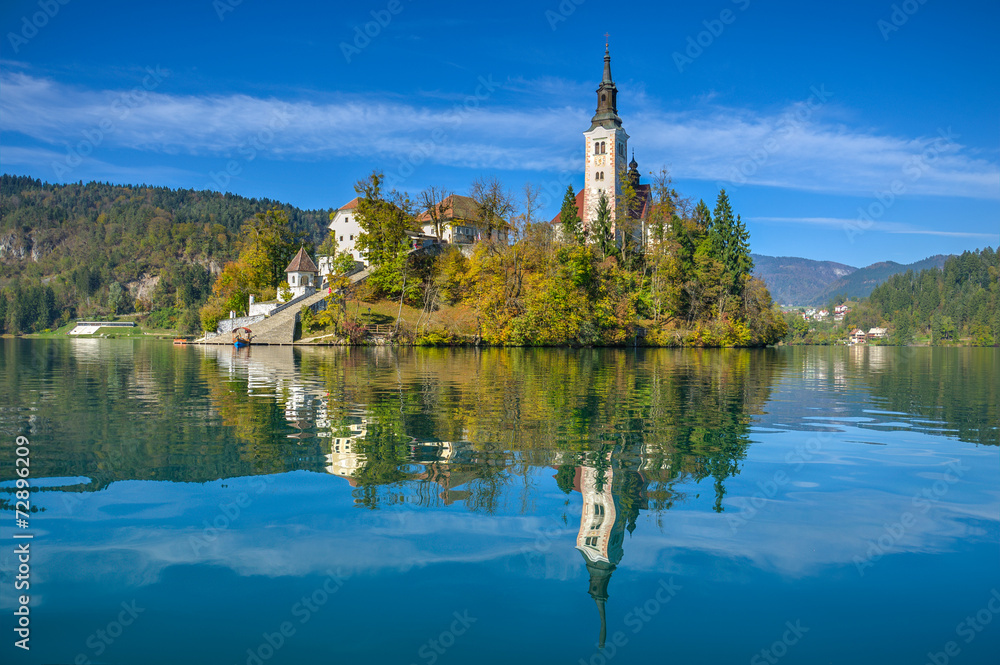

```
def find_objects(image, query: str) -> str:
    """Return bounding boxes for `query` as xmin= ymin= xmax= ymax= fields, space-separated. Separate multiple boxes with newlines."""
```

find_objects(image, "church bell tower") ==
xmin=582 ymin=43 xmax=629 ymax=232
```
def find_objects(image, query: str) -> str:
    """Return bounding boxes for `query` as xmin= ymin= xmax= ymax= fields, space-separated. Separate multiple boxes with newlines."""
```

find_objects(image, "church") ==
xmin=553 ymin=44 xmax=652 ymax=244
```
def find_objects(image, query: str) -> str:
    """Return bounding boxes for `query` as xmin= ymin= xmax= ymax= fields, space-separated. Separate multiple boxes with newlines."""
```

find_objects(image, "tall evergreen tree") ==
xmin=594 ymin=192 xmax=615 ymax=260
xmin=711 ymin=189 xmax=753 ymax=296
xmin=558 ymin=185 xmax=583 ymax=244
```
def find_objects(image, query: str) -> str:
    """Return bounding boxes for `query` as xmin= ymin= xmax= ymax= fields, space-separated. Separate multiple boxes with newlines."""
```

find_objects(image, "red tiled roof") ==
xmin=549 ymin=190 xmax=585 ymax=225
xmin=415 ymin=194 xmax=481 ymax=223
xmin=285 ymin=247 xmax=318 ymax=273
xmin=548 ymin=187 xmax=653 ymax=224
xmin=338 ymin=197 xmax=360 ymax=211
xmin=416 ymin=194 xmax=512 ymax=230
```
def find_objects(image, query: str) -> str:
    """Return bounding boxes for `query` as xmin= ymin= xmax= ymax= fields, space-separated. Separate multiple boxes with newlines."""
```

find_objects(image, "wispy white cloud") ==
xmin=1 ymin=70 xmax=997 ymax=200
xmin=1 ymin=145 xmax=199 ymax=185
xmin=752 ymin=216 xmax=999 ymax=239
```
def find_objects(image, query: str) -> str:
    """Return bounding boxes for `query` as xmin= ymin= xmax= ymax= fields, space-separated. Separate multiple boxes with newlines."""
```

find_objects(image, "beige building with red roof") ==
xmin=414 ymin=194 xmax=509 ymax=245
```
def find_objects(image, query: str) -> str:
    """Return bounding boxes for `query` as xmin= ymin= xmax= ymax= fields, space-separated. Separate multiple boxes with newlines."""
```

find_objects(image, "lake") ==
xmin=1 ymin=340 xmax=997 ymax=664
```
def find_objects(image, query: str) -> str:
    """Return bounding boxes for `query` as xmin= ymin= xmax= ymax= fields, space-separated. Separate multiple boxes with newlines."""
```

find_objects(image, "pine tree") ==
xmin=594 ymin=192 xmax=615 ymax=260
xmin=711 ymin=189 xmax=753 ymax=296
xmin=558 ymin=185 xmax=583 ymax=244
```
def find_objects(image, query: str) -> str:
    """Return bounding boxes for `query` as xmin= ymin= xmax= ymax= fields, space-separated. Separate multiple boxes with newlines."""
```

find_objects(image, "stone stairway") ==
xmin=246 ymin=266 xmax=372 ymax=345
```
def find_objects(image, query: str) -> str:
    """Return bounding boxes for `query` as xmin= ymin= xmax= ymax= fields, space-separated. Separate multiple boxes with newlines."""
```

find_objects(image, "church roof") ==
xmin=549 ymin=190 xmax=586 ymax=225
xmin=285 ymin=247 xmax=318 ymax=273
xmin=633 ymin=184 xmax=652 ymax=219
xmin=548 ymin=187 xmax=652 ymax=225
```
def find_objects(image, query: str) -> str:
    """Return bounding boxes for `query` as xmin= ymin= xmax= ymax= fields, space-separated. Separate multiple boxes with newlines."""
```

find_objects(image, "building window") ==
xmin=349 ymin=235 xmax=353 ymax=240
xmin=340 ymin=236 xmax=344 ymax=241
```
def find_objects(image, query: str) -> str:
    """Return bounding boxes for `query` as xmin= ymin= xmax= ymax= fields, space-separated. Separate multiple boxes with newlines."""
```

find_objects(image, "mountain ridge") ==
xmin=752 ymin=252 xmax=953 ymax=305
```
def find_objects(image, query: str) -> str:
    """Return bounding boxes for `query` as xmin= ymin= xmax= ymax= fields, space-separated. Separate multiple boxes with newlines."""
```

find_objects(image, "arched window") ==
xmin=601 ymin=141 xmax=606 ymax=154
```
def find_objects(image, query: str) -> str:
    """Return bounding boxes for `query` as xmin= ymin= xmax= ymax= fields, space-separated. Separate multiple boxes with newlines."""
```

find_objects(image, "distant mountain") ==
xmin=751 ymin=254 xmax=856 ymax=305
xmin=753 ymin=252 xmax=955 ymax=306
xmin=806 ymin=254 xmax=951 ymax=306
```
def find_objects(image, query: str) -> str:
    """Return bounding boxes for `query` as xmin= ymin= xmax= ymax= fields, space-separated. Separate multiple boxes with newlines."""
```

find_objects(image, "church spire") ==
xmin=590 ymin=41 xmax=621 ymax=131
xmin=602 ymin=44 xmax=613 ymax=84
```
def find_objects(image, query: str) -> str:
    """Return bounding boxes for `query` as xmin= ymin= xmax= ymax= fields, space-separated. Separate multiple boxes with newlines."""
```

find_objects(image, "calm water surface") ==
xmin=1 ymin=340 xmax=997 ymax=664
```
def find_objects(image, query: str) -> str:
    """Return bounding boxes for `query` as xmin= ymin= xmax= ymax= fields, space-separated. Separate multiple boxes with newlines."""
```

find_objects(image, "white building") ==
xmin=331 ymin=193 xmax=510 ymax=267
xmin=328 ymin=197 xmax=364 ymax=264
xmin=284 ymin=247 xmax=319 ymax=298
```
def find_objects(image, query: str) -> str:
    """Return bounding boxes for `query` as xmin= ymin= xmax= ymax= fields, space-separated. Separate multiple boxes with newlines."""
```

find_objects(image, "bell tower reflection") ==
xmin=575 ymin=459 xmax=626 ymax=648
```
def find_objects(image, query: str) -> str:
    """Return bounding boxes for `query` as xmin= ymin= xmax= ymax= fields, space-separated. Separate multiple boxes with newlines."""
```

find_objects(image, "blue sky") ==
xmin=1 ymin=0 xmax=997 ymax=266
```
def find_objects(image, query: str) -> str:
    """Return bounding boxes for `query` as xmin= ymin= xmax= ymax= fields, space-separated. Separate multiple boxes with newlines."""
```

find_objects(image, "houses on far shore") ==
xmin=789 ymin=302 xmax=894 ymax=345
xmin=801 ymin=303 xmax=851 ymax=322
xmin=849 ymin=327 xmax=889 ymax=345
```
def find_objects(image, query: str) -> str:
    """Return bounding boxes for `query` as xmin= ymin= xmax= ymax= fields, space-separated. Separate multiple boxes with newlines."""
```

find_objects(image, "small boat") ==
xmin=232 ymin=327 xmax=253 ymax=348
xmin=173 ymin=338 xmax=188 ymax=345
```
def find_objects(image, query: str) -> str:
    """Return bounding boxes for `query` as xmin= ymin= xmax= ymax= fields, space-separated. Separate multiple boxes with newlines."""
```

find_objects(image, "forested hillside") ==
xmin=751 ymin=254 xmax=856 ymax=305
xmin=0 ymin=175 xmax=331 ymax=334
xmin=751 ymin=252 xmax=954 ymax=306
xmin=845 ymin=247 xmax=998 ymax=345
xmin=809 ymin=254 xmax=950 ymax=306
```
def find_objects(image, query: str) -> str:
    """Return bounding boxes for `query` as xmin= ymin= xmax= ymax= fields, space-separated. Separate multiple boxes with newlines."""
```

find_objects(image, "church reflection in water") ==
xmin=327 ymin=423 xmax=638 ymax=647
xmin=574 ymin=458 xmax=627 ymax=648
xmin=195 ymin=343 xmax=739 ymax=648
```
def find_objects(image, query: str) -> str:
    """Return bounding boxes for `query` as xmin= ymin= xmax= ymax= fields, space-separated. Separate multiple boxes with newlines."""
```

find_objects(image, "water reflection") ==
xmin=194 ymin=345 xmax=784 ymax=645
xmin=1 ymin=340 xmax=998 ymax=663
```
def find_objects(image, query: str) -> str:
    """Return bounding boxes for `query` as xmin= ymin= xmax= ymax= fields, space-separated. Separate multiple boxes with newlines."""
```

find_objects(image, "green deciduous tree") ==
xmin=240 ymin=209 xmax=301 ymax=292
xmin=354 ymin=171 xmax=418 ymax=296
